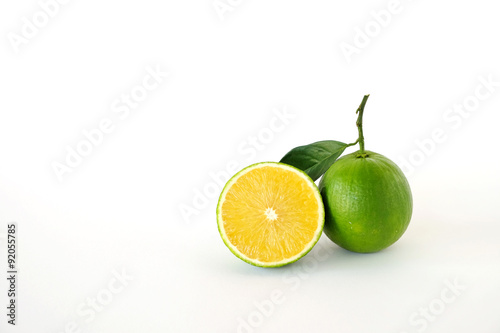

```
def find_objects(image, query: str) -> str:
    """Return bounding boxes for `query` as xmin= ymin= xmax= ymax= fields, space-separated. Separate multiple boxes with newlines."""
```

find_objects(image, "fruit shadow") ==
xmin=212 ymin=235 xmax=412 ymax=278
xmin=284 ymin=235 xmax=411 ymax=273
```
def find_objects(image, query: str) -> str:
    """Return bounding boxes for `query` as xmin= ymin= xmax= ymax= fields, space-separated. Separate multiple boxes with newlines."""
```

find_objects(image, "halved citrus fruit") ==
xmin=217 ymin=162 xmax=325 ymax=267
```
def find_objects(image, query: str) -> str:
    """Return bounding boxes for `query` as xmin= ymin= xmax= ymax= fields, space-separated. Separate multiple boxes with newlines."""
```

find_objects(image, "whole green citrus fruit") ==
xmin=319 ymin=150 xmax=412 ymax=253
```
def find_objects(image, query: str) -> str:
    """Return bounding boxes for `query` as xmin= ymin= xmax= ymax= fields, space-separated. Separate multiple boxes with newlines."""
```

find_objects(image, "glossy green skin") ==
xmin=319 ymin=150 xmax=412 ymax=253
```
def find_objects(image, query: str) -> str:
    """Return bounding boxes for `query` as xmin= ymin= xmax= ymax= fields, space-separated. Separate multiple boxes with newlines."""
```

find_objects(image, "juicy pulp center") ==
xmin=265 ymin=207 xmax=278 ymax=220
xmin=221 ymin=165 xmax=321 ymax=262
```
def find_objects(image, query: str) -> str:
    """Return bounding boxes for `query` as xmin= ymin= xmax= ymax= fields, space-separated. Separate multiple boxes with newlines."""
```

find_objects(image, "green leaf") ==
xmin=280 ymin=140 xmax=348 ymax=181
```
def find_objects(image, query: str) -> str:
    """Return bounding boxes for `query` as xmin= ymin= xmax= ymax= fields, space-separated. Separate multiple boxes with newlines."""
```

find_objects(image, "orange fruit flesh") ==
xmin=221 ymin=165 xmax=321 ymax=263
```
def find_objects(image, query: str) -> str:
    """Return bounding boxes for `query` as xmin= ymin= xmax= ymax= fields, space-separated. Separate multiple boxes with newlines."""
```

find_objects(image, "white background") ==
xmin=1 ymin=0 xmax=499 ymax=332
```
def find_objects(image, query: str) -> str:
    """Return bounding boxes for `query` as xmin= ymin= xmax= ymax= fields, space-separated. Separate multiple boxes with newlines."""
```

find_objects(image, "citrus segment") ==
xmin=217 ymin=162 xmax=324 ymax=267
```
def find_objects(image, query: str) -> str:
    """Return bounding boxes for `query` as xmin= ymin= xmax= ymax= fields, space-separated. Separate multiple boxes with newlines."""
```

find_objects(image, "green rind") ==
xmin=319 ymin=151 xmax=413 ymax=253
xmin=217 ymin=162 xmax=325 ymax=267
